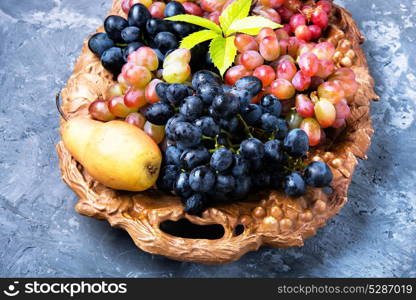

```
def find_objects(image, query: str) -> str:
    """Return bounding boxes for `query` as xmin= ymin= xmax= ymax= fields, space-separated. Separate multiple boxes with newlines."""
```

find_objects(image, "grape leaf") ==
xmin=165 ymin=15 xmax=222 ymax=33
xmin=220 ymin=0 xmax=251 ymax=35
xmin=227 ymin=16 xmax=282 ymax=35
xmin=209 ymin=35 xmax=237 ymax=77
xmin=180 ymin=30 xmax=220 ymax=49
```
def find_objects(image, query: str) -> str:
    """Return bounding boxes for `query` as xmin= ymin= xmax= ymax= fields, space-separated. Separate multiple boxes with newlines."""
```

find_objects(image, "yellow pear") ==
xmin=61 ymin=116 xmax=162 ymax=192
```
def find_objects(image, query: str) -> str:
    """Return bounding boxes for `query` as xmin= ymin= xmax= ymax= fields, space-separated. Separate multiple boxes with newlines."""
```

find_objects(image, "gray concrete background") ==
xmin=0 ymin=0 xmax=415 ymax=277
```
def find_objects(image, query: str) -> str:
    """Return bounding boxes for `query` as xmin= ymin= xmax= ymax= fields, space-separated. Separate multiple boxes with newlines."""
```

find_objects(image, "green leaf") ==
xmin=209 ymin=35 xmax=237 ymax=77
xmin=165 ymin=15 xmax=222 ymax=33
xmin=180 ymin=30 xmax=220 ymax=49
xmin=220 ymin=0 xmax=251 ymax=35
xmin=227 ymin=16 xmax=282 ymax=35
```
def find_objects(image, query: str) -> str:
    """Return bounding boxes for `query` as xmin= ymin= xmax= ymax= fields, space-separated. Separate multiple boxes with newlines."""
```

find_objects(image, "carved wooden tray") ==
xmin=56 ymin=0 xmax=378 ymax=264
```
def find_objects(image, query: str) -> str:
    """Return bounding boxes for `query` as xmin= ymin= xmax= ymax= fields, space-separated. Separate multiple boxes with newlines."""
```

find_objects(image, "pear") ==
xmin=61 ymin=116 xmax=162 ymax=192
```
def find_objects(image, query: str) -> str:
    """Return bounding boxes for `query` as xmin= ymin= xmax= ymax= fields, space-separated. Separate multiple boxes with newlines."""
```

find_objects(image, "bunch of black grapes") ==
xmin=144 ymin=71 xmax=333 ymax=215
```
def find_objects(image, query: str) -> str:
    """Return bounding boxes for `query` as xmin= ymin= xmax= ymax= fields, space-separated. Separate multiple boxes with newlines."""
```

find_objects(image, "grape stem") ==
xmin=237 ymin=114 xmax=253 ymax=138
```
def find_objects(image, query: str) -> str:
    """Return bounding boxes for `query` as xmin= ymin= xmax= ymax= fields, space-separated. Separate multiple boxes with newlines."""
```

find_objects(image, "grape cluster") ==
xmin=148 ymin=71 xmax=333 ymax=215
xmin=89 ymin=1 xmax=212 ymax=78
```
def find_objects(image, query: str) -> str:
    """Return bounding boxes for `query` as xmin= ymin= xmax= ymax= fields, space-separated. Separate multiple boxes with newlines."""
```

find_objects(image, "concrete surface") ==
xmin=0 ymin=0 xmax=415 ymax=277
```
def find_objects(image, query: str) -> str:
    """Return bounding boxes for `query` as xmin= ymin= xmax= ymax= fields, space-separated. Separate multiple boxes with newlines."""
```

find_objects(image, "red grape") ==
xmin=295 ymin=25 xmax=312 ymax=42
xmin=253 ymin=6 xmax=281 ymax=23
xmin=125 ymin=112 xmax=146 ymax=129
xmin=270 ymin=79 xmax=296 ymax=100
xmin=256 ymin=28 xmax=276 ymax=44
xmin=122 ymin=0 xmax=131 ymax=14
xmin=301 ymin=5 xmax=314 ymax=19
xmin=108 ymin=96 xmax=138 ymax=118
xmin=207 ymin=11 xmax=220 ymax=25
xmin=317 ymin=81 xmax=345 ymax=104
xmin=149 ymin=2 xmax=166 ymax=19
xmin=201 ymin=0 xmax=227 ymax=13
xmin=298 ymin=52 xmax=319 ymax=76
xmin=314 ymin=99 xmax=336 ymax=128
xmin=253 ymin=65 xmax=276 ymax=87
xmin=183 ymin=2 xmax=203 ymax=16
xmin=277 ymin=7 xmax=294 ymax=23
xmin=331 ymin=118 xmax=346 ymax=129
xmin=309 ymin=25 xmax=322 ymax=40
xmin=292 ymin=71 xmax=311 ymax=91
xmin=316 ymin=59 xmax=335 ymax=79
xmin=297 ymin=42 xmax=316 ymax=57
xmin=144 ymin=121 xmax=165 ymax=144
xmin=279 ymin=39 xmax=289 ymax=56
xmin=277 ymin=60 xmax=297 ymax=81
xmin=310 ymin=76 xmax=324 ymax=90
xmin=300 ymin=118 xmax=321 ymax=146
xmin=316 ymin=0 xmax=332 ymax=14
xmin=241 ymin=50 xmax=265 ymax=70
xmin=124 ymin=87 xmax=146 ymax=109
xmin=330 ymin=68 xmax=356 ymax=81
xmin=260 ymin=0 xmax=286 ymax=8
xmin=259 ymin=36 xmax=280 ymax=61
xmin=128 ymin=47 xmax=159 ymax=71
xmin=312 ymin=42 xmax=335 ymax=60
xmin=281 ymin=24 xmax=292 ymax=35
xmin=225 ymin=65 xmax=252 ymax=85
xmin=275 ymin=28 xmax=290 ymax=41
xmin=284 ymin=0 xmax=302 ymax=12
xmin=296 ymin=94 xmax=315 ymax=118
xmin=89 ymin=99 xmax=115 ymax=122
xmin=235 ymin=34 xmax=259 ymax=53
xmin=290 ymin=13 xmax=306 ymax=31
xmin=331 ymin=78 xmax=358 ymax=98
xmin=287 ymin=37 xmax=301 ymax=58
xmin=335 ymin=99 xmax=351 ymax=120
xmin=234 ymin=53 xmax=243 ymax=65
xmin=311 ymin=7 xmax=329 ymax=29
xmin=122 ymin=63 xmax=152 ymax=88
xmin=146 ymin=79 xmax=163 ymax=104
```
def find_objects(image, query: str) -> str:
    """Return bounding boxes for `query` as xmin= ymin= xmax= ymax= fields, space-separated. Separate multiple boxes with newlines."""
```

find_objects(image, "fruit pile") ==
xmin=85 ymin=0 xmax=359 ymax=215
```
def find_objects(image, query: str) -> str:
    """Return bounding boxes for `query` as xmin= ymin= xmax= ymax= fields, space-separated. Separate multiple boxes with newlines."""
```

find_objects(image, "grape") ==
xmin=284 ymin=0 xmax=302 ymax=12
xmin=212 ymin=93 xmax=240 ymax=119
xmin=234 ymin=76 xmax=263 ymax=98
xmin=298 ymin=53 xmax=319 ymax=77
xmin=207 ymin=11 xmax=220 ymax=25
xmin=240 ymin=138 xmax=265 ymax=161
xmin=253 ymin=6 xmax=281 ymax=23
xmin=312 ymin=42 xmax=335 ymax=60
xmin=316 ymin=59 xmax=335 ymax=79
xmin=122 ymin=62 xmax=152 ymax=88
xmin=284 ymin=128 xmax=309 ymax=157
xmin=253 ymin=65 xmax=276 ymax=87
xmin=316 ymin=0 xmax=332 ymax=14
xmin=260 ymin=94 xmax=281 ymax=117
xmin=124 ymin=87 xmax=147 ymax=108
xmin=310 ymin=76 xmax=324 ymax=90
xmin=297 ymin=43 xmax=316 ymax=57
xmin=108 ymin=83 xmax=125 ymax=98
xmin=200 ymin=0 xmax=227 ymax=13
xmin=145 ymin=18 xmax=170 ymax=36
xmin=300 ymin=118 xmax=321 ymax=146
xmin=335 ymin=99 xmax=351 ymax=120
xmin=89 ymin=99 xmax=115 ymax=122
xmin=180 ymin=147 xmax=210 ymax=170
xmin=311 ymin=7 xmax=329 ymax=29
xmin=219 ymin=116 xmax=239 ymax=133
xmin=125 ymin=112 xmax=146 ymax=128
xmin=295 ymin=25 xmax=312 ymax=42
xmin=295 ymin=94 xmax=315 ymax=118
xmin=332 ymin=118 xmax=346 ymax=129
xmin=144 ymin=121 xmax=165 ymax=144
xmin=300 ymin=5 xmax=314 ymax=18
xmin=330 ymin=68 xmax=356 ymax=81
xmin=284 ymin=172 xmax=306 ymax=197
xmin=304 ymin=161 xmax=333 ymax=187
xmin=196 ymin=83 xmax=222 ymax=106
xmin=171 ymin=22 xmax=196 ymax=39
xmin=264 ymin=140 xmax=282 ymax=162
xmin=259 ymin=36 xmax=280 ymax=61
xmin=121 ymin=26 xmax=141 ymax=43
xmin=163 ymin=62 xmax=191 ymax=84
xmin=154 ymin=32 xmax=178 ymax=53
xmin=214 ymin=174 xmax=235 ymax=194
xmin=274 ymin=119 xmax=289 ymax=140
xmin=314 ymin=99 xmax=336 ymax=128
xmin=128 ymin=3 xmax=151 ymax=28
xmin=292 ymin=71 xmax=311 ymax=91
xmin=127 ymin=47 xmax=159 ymax=71
xmin=317 ymin=81 xmax=345 ymax=104
xmin=270 ymin=79 xmax=296 ymax=100
xmin=101 ymin=47 xmax=125 ymax=75
xmin=184 ymin=194 xmax=206 ymax=215
xmin=259 ymin=0 xmax=286 ymax=8
xmin=194 ymin=116 xmax=220 ymax=137
xmin=149 ymin=2 xmax=166 ymax=19
xmin=287 ymin=37 xmax=301 ymax=58
xmin=183 ymin=2 xmax=203 ymax=16
xmin=117 ymin=73 xmax=130 ymax=91
xmin=165 ymin=145 xmax=183 ymax=166
xmin=104 ymin=16 xmax=128 ymax=42
xmin=231 ymin=154 xmax=249 ymax=177
xmin=165 ymin=114 xmax=186 ymax=140
xmin=173 ymin=121 xmax=202 ymax=147
xmin=174 ymin=172 xmax=193 ymax=198
xmin=277 ymin=60 xmax=297 ymax=81
xmin=277 ymin=7 xmax=294 ymax=23
xmin=331 ymin=78 xmax=358 ymax=98
xmin=241 ymin=103 xmax=263 ymax=125
xmin=255 ymin=28 xmax=276 ymax=44
xmin=108 ymin=96 xmax=138 ymax=117
xmin=286 ymin=110 xmax=304 ymax=130
xmin=157 ymin=165 xmax=180 ymax=192
xmin=289 ymin=13 xmax=306 ymax=31
xmin=166 ymin=84 xmax=193 ymax=106
xmin=122 ymin=0 xmax=131 ymax=14
xmin=251 ymin=171 xmax=271 ymax=189
xmin=309 ymin=25 xmax=322 ymax=40
xmin=261 ymin=113 xmax=280 ymax=131
xmin=241 ymin=51 xmax=264 ymax=70
xmin=145 ymin=102 xmax=174 ymax=125
xmin=210 ymin=148 xmax=233 ymax=172
xmin=164 ymin=49 xmax=192 ymax=68
xmin=189 ymin=166 xmax=216 ymax=193
xmin=275 ymin=28 xmax=290 ymax=41
xmin=88 ymin=33 xmax=114 ymax=57
xmin=192 ymin=70 xmax=222 ymax=89
xmin=164 ymin=1 xmax=185 ymax=17
xmin=231 ymin=175 xmax=251 ymax=200
xmin=145 ymin=79 xmax=163 ymax=104
xmin=180 ymin=96 xmax=204 ymax=121
xmin=224 ymin=65 xmax=252 ymax=85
